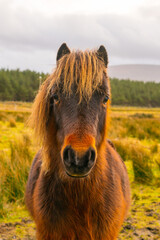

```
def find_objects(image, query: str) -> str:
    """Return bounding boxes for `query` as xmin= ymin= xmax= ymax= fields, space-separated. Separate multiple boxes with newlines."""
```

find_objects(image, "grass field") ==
xmin=0 ymin=102 xmax=160 ymax=240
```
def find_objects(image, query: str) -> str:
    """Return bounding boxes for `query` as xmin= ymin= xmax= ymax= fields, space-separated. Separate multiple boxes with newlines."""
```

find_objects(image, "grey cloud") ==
xmin=0 ymin=0 xmax=160 ymax=71
xmin=98 ymin=13 xmax=160 ymax=58
xmin=138 ymin=0 xmax=160 ymax=20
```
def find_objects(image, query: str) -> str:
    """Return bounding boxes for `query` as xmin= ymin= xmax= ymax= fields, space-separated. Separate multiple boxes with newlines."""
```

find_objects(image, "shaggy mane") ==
xmin=48 ymin=50 xmax=107 ymax=101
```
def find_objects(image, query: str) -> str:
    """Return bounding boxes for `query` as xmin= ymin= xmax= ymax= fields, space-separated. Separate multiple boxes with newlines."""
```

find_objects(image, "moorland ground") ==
xmin=0 ymin=102 xmax=160 ymax=240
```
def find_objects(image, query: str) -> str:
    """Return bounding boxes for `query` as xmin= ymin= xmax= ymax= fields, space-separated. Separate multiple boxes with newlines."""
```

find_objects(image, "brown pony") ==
xmin=25 ymin=43 xmax=130 ymax=240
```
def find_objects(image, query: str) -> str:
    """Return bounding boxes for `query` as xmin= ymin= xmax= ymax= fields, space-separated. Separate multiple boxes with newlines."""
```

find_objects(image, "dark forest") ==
xmin=0 ymin=69 xmax=160 ymax=106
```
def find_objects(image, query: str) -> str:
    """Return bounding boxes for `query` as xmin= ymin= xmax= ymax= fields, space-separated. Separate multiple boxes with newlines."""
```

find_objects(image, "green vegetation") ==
xmin=112 ymin=139 xmax=154 ymax=184
xmin=0 ymin=113 xmax=36 ymax=218
xmin=0 ymin=103 xmax=160 ymax=239
xmin=0 ymin=69 xmax=47 ymax=101
xmin=108 ymin=111 xmax=160 ymax=185
xmin=111 ymin=78 xmax=160 ymax=107
xmin=1 ymin=135 xmax=33 ymax=204
xmin=1 ymin=69 xmax=160 ymax=106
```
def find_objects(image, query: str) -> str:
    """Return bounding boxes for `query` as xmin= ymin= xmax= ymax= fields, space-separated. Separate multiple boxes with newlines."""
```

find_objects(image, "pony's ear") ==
xmin=56 ymin=43 xmax=70 ymax=62
xmin=97 ymin=45 xmax=108 ymax=67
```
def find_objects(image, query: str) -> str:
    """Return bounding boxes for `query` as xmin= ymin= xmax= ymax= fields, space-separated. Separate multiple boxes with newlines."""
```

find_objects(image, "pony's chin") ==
xmin=66 ymin=171 xmax=89 ymax=178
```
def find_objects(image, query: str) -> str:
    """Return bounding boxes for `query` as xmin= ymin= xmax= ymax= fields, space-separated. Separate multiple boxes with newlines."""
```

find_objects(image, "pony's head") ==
xmin=31 ymin=43 xmax=110 ymax=177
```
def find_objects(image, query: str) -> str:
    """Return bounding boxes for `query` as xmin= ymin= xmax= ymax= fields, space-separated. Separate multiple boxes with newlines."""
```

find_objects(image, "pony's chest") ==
xmin=36 ymin=179 xmax=108 ymax=239
xmin=43 ymin=201 xmax=105 ymax=239
xmin=37 ymin=177 xmax=108 ymax=236
xmin=41 ymin=189 xmax=103 ymax=221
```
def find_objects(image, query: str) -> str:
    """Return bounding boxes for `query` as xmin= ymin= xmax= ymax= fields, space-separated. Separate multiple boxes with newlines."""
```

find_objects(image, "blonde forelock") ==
xmin=48 ymin=50 xmax=107 ymax=102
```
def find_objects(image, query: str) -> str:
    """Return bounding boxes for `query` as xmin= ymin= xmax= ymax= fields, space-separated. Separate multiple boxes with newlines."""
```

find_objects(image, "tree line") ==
xmin=0 ymin=69 xmax=160 ymax=107
xmin=0 ymin=69 xmax=46 ymax=102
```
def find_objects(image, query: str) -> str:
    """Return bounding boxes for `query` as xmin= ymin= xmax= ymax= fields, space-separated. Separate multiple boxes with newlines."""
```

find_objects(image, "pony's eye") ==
xmin=53 ymin=93 xmax=59 ymax=103
xmin=103 ymin=96 xmax=109 ymax=104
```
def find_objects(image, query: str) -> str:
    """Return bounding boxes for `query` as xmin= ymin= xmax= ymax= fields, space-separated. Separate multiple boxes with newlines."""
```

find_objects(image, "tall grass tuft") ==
xmin=109 ymin=117 xmax=160 ymax=140
xmin=0 ymin=134 xmax=34 ymax=204
xmin=0 ymin=111 xmax=7 ymax=121
xmin=16 ymin=113 xmax=25 ymax=122
xmin=131 ymin=144 xmax=153 ymax=184
xmin=8 ymin=117 xmax=16 ymax=127
xmin=113 ymin=139 xmax=153 ymax=184
xmin=155 ymin=156 xmax=160 ymax=171
xmin=0 ymin=166 xmax=6 ymax=218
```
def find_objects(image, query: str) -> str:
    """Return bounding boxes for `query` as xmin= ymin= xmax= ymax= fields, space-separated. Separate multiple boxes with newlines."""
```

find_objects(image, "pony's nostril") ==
xmin=88 ymin=148 xmax=96 ymax=167
xmin=90 ymin=149 xmax=96 ymax=162
xmin=63 ymin=147 xmax=69 ymax=163
xmin=63 ymin=146 xmax=75 ymax=167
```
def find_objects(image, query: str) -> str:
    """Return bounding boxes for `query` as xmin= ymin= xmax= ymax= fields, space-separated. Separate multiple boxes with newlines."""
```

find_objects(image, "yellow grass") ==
xmin=0 ymin=102 xmax=160 ymax=239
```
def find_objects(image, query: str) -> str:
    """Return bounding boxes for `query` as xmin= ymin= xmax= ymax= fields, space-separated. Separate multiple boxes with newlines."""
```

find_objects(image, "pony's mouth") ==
xmin=65 ymin=170 xmax=90 ymax=178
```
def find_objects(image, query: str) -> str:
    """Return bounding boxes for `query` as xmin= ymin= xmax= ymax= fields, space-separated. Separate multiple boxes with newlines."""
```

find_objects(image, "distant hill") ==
xmin=108 ymin=64 xmax=160 ymax=82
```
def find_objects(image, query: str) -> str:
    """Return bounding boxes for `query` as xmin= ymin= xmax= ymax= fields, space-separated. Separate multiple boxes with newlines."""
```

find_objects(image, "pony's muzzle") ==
xmin=62 ymin=146 xmax=96 ymax=177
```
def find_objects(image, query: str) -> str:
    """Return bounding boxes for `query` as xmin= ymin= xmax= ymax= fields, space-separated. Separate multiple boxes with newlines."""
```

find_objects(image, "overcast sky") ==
xmin=0 ymin=0 xmax=160 ymax=73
